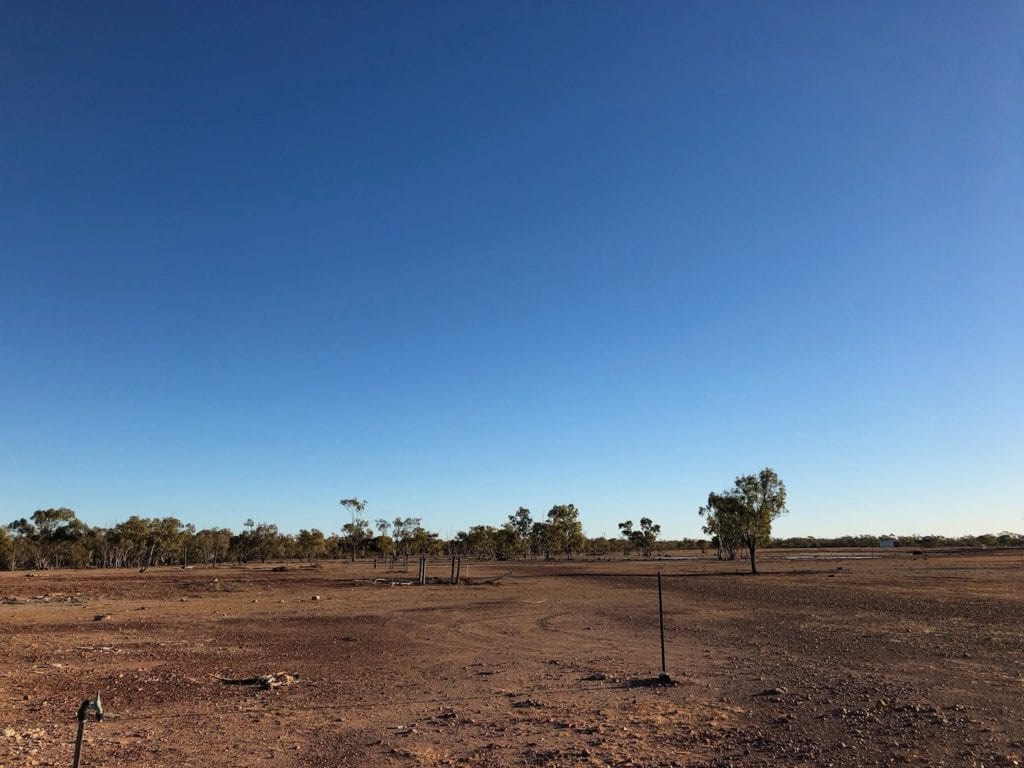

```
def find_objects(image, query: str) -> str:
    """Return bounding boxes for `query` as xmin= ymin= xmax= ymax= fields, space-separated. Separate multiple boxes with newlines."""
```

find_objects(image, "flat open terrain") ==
xmin=3 ymin=550 xmax=1023 ymax=767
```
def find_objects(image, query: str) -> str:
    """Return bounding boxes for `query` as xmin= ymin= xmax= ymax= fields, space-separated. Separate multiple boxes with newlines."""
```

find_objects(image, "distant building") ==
xmin=880 ymin=539 xmax=897 ymax=548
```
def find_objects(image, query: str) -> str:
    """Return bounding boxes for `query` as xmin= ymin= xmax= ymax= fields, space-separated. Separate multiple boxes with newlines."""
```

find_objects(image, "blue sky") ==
xmin=1 ymin=2 xmax=1021 ymax=539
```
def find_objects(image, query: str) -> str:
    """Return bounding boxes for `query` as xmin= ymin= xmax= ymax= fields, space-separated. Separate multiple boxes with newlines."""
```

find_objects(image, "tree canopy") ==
xmin=618 ymin=517 xmax=661 ymax=557
xmin=699 ymin=468 xmax=787 ymax=573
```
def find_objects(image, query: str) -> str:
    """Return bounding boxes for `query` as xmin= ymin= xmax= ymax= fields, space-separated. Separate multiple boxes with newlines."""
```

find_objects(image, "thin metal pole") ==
xmin=657 ymin=572 xmax=667 ymax=677
xmin=72 ymin=696 xmax=99 ymax=768
xmin=72 ymin=718 xmax=86 ymax=768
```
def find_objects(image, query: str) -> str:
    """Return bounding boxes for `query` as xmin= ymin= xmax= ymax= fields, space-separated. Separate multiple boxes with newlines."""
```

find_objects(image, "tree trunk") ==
xmin=748 ymin=540 xmax=758 ymax=574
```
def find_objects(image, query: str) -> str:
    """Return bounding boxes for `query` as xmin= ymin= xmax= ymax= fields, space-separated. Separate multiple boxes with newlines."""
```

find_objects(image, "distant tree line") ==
xmin=764 ymin=532 xmax=1024 ymax=549
xmin=0 ymin=502 xmax=618 ymax=571
xmin=1 ymin=498 xmax=1019 ymax=572
xmin=0 ymin=508 xmax=451 ymax=571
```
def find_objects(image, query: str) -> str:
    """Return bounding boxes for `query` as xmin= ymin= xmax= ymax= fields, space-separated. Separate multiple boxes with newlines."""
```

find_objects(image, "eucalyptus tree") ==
xmin=339 ymin=498 xmax=369 ymax=561
xmin=733 ymin=468 xmax=787 ymax=573
xmin=193 ymin=527 xmax=232 ymax=566
xmin=618 ymin=520 xmax=634 ymax=555
xmin=373 ymin=533 xmax=395 ymax=562
xmin=391 ymin=517 xmax=432 ymax=556
xmin=454 ymin=525 xmax=501 ymax=559
xmin=699 ymin=491 xmax=743 ymax=561
xmin=4 ymin=519 xmax=37 ymax=570
xmin=150 ymin=517 xmax=185 ymax=565
xmin=23 ymin=508 xmax=89 ymax=569
xmin=699 ymin=468 xmax=787 ymax=573
xmin=619 ymin=517 xmax=661 ymax=557
xmin=296 ymin=528 xmax=327 ymax=565
xmin=529 ymin=521 xmax=554 ymax=560
xmin=232 ymin=519 xmax=285 ymax=563
xmin=546 ymin=504 xmax=584 ymax=560
xmin=340 ymin=498 xmax=367 ymax=519
xmin=507 ymin=507 xmax=533 ymax=559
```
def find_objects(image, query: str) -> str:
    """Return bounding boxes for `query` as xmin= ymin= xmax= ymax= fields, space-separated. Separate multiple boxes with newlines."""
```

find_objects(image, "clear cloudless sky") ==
xmin=1 ymin=1 xmax=1021 ymax=540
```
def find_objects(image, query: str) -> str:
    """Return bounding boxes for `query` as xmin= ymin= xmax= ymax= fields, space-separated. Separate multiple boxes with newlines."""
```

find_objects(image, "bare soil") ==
xmin=3 ymin=550 xmax=1023 ymax=767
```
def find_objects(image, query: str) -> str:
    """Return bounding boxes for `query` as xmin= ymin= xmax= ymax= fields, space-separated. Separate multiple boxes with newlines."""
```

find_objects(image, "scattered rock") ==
xmin=513 ymin=698 xmax=544 ymax=708
xmin=213 ymin=672 xmax=299 ymax=690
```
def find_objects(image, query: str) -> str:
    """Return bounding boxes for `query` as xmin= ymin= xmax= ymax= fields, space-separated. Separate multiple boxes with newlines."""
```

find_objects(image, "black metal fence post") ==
xmin=657 ymin=573 xmax=670 ymax=683
xmin=72 ymin=693 xmax=102 ymax=768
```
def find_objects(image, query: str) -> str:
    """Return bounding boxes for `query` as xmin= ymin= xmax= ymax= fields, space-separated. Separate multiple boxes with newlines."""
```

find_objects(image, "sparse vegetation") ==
xmin=3 ymin=488 xmax=1022 ymax=572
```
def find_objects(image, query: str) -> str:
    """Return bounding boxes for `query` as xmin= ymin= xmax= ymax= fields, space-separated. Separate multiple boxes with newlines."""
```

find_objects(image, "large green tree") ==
xmin=297 ymin=528 xmax=327 ymax=565
xmin=698 ymin=492 xmax=745 ymax=561
xmin=546 ymin=504 xmax=584 ymax=560
xmin=733 ymin=468 xmax=787 ymax=573
xmin=699 ymin=468 xmax=787 ymax=573
xmin=31 ymin=508 xmax=89 ymax=568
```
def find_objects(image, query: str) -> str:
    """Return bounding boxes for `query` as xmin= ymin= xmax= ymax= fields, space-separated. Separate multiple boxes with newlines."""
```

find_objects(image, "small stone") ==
xmin=513 ymin=698 xmax=543 ymax=708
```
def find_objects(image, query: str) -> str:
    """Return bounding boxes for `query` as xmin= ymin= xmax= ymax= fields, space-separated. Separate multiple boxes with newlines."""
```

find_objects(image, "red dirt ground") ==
xmin=3 ymin=550 xmax=1023 ymax=767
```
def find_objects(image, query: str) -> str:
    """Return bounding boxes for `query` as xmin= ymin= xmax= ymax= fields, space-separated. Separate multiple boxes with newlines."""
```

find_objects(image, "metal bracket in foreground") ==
xmin=72 ymin=692 xmax=103 ymax=768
